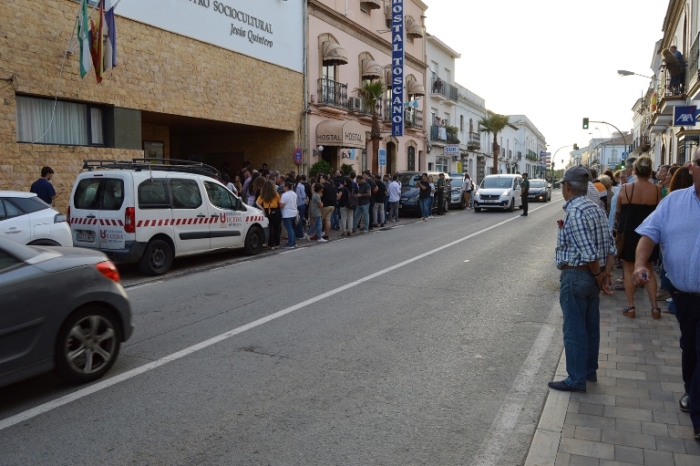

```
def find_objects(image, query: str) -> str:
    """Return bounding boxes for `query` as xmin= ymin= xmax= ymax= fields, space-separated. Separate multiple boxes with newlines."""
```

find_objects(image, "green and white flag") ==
xmin=77 ymin=0 xmax=92 ymax=78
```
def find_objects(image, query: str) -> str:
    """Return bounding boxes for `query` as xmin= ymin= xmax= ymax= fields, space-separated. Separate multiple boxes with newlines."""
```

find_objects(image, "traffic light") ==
xmin=574 ymin=143 xmax=579 ymax=150
xmin=583 ymin=118 xmax=589 ymax=130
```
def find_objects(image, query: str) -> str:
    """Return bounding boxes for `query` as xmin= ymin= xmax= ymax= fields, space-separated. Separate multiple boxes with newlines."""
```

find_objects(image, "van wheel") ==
xmin=508 ymin=198 xmax=515 ymax=212
xmin=474 ymin=207 xmax=481 ymax=212
xmin=139 ymin=239 xmax=173 ymax=275
xmin=54 ymin=306 xmax=122 ymax=384
xmin=244 ymin=226 xmax=263 ymax=255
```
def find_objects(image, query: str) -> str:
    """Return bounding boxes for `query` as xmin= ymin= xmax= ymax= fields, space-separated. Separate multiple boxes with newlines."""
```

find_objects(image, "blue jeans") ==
xmin=354 ymin=204 xmax=370 ymax=231
xmin=559 ymin=269 xmax=600 ymax=390
xmin=311 ymin=216 xmax=322 ymax=238
xmin=419 ymin=197 xmax=431 ymax=218
xmin=282 ymin=217 xmax=296 ymax=247
xmin=295 ymin=205 xmax=306 ymax=238
xmin=331 ymin=205 xmax=340 ymax=229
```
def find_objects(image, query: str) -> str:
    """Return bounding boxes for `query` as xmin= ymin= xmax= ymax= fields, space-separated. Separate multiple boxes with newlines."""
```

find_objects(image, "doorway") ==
xmin=322 ymin=146 xmax=339 ymax=170
xmin=386 ymin=142 xmax=396 ymax=174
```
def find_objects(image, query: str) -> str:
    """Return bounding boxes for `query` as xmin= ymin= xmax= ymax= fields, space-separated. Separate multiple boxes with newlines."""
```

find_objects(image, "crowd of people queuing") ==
xmin=551 ymin=154 xmax=700 ymax=440
xmin=221 ymin=161 xmax=462 ymax=250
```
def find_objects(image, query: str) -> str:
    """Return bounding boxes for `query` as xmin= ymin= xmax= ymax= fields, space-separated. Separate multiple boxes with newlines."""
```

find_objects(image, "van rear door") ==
xmin=71 ymin=177 xmax=103 ymax=249
xmin=71 ymin=174 xmax=130 ymax=250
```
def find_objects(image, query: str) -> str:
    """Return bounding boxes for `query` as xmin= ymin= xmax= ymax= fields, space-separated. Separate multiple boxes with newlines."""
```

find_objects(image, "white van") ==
xmin=473 ymin=174 xmax=523 ymax=212
xmin=69 ymin=160 xmax=269 ymax=275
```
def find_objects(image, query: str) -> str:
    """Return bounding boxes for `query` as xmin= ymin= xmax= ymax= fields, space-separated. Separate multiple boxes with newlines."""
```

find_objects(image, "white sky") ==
xmin=425 ymin=0 xmax=670 ymax=169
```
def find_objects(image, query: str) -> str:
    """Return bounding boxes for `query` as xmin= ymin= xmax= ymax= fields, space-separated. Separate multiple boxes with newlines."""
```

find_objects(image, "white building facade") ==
xmin=455 ymin=85 xmax=488 ymax=182
xmin=499 ymin=115 xmax=547 ymax=177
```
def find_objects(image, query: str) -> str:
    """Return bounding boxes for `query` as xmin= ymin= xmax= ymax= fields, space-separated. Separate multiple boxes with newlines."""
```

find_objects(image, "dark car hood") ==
xmin=401 ymin=186 xmax=420 ymax=198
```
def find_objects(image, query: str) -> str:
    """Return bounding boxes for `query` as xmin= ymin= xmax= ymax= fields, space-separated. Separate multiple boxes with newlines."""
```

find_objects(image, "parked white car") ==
xmin=0 ymin=191 xmax=73 ymax=246
xmin=69 ymin=159 xmax=269 ymax=276
xmin=473 ymin=174 xmax=523 ymax=212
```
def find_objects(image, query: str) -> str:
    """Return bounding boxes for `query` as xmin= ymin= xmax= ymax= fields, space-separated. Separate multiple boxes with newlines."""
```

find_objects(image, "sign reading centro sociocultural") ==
xmin=391 ymin=0 xmax=405 ymax=137
xmin=117 ymin=0 xmax=303 ymax=72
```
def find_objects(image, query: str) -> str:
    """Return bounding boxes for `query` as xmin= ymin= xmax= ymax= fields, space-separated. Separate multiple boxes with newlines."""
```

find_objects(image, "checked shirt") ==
xmin=555 ymin=195 xmax=616 ymax=269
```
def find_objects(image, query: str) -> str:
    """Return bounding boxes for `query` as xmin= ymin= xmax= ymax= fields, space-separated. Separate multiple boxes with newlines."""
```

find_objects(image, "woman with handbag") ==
xmin=614 ymin=156 xmax=662 ymax=319
xmin=257 ymin=180 xmax=282 ymax=250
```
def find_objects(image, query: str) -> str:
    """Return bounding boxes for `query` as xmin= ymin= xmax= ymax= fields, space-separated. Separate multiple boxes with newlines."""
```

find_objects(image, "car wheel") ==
xmin=54 ymin=306 xmax=122 ymax=384
xmin=508 ymin=198 xmax=515 ymax=212
xmin=27 ymin=239 xmax=61 ymax=246
xmin=139 ymin=239 xmax=173 ymax=275
xmin=244 ymin=226 xmax=263 ymax=255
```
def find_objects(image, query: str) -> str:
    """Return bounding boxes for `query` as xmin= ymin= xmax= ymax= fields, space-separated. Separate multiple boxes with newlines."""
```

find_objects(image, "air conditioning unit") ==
xmin=348 ymin=97 xmax=364 ymax=112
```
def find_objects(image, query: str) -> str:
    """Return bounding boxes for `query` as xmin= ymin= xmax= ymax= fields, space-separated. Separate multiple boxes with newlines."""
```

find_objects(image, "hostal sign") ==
xmin=117 ymin=0 xmax=303 ymax=73
xmin=391 ymin=0 xmax=405 ymax=137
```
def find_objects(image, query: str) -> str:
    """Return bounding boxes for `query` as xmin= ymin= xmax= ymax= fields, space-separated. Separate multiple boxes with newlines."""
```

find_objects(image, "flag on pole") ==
xmin=77 ymin=0 xmax=92 ymax=78
xmin=103 ymin=0 xmax=117 ymax=70
xmin=89 ymin=0 xmax=105 ymax=83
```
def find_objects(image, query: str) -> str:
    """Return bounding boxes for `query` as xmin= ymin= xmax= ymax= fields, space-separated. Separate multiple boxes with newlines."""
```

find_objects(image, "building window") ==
xmin=460 ymin=115 xmax=464 ymax=132
xmin=436 ymin=157 xmax=448 ymax=173
xmin=16 ymin=95 xmax=104 ymax=146
xmin=360 ymin=4 xmax=369 ymax=14
xmin=407 ymin=146 xmax=416 ymax=170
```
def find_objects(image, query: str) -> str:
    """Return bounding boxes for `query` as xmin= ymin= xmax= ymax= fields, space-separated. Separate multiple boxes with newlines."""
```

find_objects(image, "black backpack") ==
xmin=345 ymin=186 xmax=358 ymax=209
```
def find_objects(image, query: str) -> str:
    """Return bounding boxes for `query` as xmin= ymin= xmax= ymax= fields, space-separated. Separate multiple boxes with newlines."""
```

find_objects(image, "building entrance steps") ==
xmin=525 ymin=279 xmax=700 ymax=466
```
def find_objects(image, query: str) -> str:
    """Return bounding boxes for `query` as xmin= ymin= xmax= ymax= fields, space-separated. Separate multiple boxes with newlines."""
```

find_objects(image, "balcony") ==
xmin=630 ymin=134 xmax=650 ymax=154
xmin=689 ymin=32 xmax=700 ymax=96
xmin=526 ymin=150 xmax=538 ymax=162
xmin=348 ymin=96 xmax=383 ymax=118
xmin=467 ymin=132 xmax=480 ymax=150
xmin=430 ymin=125 xmax=447 ymax=143
xmin=430 ymin=77 xmax=459 ymax=103
xmin=405 ymin=108 xmax=423 ymax=129
xmin=317 ymin=78 xmax=347 ymax=108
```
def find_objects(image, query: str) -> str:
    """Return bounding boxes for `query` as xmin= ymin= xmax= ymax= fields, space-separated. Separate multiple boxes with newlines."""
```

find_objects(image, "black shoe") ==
xmin=694 ymin=426 xmax=700 ymax=441
xmin=680 ymin=393 xmax=690 ymax=413
xmin=548 ymin=380 xmax=585 ymax=392
xmin=521 ymin=213 xmax=528 ymax=216
xmin=587 ymin=375 xmax=597 ymax=382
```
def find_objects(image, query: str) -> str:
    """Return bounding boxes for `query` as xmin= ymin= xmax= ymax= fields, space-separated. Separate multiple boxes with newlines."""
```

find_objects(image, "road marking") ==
xmin=471 ymin=300 xmax=560 ymax=466
xmin=464 ymin=260 xmax=470 ymax=263
xmin=0 ymin=201 xmax=558 ymax=432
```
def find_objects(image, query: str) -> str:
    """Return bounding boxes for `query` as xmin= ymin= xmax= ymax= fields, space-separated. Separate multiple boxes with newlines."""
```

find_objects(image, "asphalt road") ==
xmin=0 ymin=193 xmax=568 ymax=466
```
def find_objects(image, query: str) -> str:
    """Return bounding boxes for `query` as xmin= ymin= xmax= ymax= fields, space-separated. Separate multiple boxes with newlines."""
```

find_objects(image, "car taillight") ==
xmin=124 ymin=207 xmax=135 ymax=233
xmin=96 ymin=261 xmax=121 ymax=283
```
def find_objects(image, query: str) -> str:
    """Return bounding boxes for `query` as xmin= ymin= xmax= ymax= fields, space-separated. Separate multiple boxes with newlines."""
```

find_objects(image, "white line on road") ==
xmin=0 ymin=202 xmax=559 ymax=432
xmin=471 ymin=301 xmax=560 ymax=466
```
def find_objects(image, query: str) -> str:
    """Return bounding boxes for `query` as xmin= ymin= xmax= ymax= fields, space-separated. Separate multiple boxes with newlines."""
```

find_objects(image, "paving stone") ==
xmin=616 ymin=379 xmax=639 ymax=389
xmin=604 ymin=386 xmax=650 ymax=400
xmin=566 ymin=413 xmax=617 ymax=430
xmin=635 ymin=364 xmax=658 ymax=373
xmin=677 ymin=415 xmax=693 ymax=427
xmin=638 ymin=399 xmax=666 ymax=411
xmin=668 ymin=424 xmax=695 ymax=439
xmin=652 ymin=410 xmax=680 ymax=425
xmin=559 ymin=438 xmax=615 ymax=460
xmin=569 ymin=401 xmax=581 ymax=413
xmin=615 ymin=397 xmax=641 ymax=409
xmin=613 ymin=445 xmax=644 ymax=464
xmin=602 ymin=430 xmax=655 ymax=449
xmin=599 ymin=361 xmax=617 ymax=369
xmin=673 ymin=453 xmax=700 ymax=465
xmin=616 ymin=363 xmax=639 ymax=372
xmin=645 ymin=372 xmax=671 ymax=382
xmin=570 ymin=454 xmax=601 ymax=466
xmin=682 ymin=438 xmax=700 ymax=455
xmin=649 ymin=390 xmax=676 ymax=402
xmin=574 ymin=426 xmax=603 ymax=442
xmin=614 ymin=419 xmax=642 ymax=434
xmin=659 ymin=382 xmax=685 ymax=393
xmin=563 ymin=423 xmax=576 ymax=439
xmin=655 ymin=435 xmax=687 ymax=453
xmin=640 ymin=421 xmax=669 ymax=437
xmin=555 ymin=451 xmax=571 ymax=466
xmin=603 ymin=406 xmax=654 ymax=422
xmin=572 ymin=393 xmax=617 ymax=406
xmin=635 ymin=381 xmax=661 ymax=391
xmin=642 ymin=449 xmax=674 ymax=466
xmin=580 ymin=403 xmax=605 ymax=416
xmin=599 ymin=461 xmax=645 ymax=466
xmin=609 ymin=355 xmax=645 ymax=364
xmin=657 ymin=366 xmax=682 ymax=376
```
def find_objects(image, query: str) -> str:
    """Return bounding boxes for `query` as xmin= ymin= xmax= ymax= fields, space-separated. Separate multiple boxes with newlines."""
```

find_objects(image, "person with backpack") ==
xmin=373 ymin=173 xmax=387 ymax=227
xmin=338 ymin=177 xmax=358 ymax=236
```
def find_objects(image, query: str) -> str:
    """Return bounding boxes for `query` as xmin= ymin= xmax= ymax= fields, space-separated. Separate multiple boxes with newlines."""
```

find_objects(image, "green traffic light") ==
xmin=582 ymin=118 xmax=589 ymax=130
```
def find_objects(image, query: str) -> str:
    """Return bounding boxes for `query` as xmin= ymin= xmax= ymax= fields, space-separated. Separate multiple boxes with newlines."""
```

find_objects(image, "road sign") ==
xmin=293 ymin=148 xmax=303 ymax=165
xmin=621 ymin=152 xmax=629 ymax=160
xmin=378 ymin=149 xmax=387 ymax=167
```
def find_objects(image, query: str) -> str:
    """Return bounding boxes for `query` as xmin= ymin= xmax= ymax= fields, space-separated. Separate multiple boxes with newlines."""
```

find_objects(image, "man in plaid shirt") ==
xmin=550 ymin=166 xmax=616 ymax=392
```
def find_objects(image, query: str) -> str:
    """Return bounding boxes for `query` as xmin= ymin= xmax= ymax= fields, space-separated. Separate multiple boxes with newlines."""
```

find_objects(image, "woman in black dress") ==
xmin=615 ymin=156 xmax=662 ymax=319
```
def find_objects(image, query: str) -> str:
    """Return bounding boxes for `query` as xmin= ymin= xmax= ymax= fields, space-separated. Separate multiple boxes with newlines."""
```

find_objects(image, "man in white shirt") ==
xmin=279 ymin=181 xmax=298 ymax=249
xmin=387 ymin=174 xmax=402 ymax=222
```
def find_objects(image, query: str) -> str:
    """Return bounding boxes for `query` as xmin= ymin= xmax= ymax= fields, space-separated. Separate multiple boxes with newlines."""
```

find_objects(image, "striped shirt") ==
xmin=555 ymin=195 xmax=617 ymax=269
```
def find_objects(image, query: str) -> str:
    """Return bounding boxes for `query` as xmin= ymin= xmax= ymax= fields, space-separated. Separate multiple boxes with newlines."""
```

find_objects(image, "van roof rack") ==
xmin=82 ymin=158 xmax=221 ymax=179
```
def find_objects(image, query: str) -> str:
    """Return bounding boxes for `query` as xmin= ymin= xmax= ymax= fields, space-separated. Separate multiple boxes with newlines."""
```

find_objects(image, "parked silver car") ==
xmin=0 ymin=237 xmax=133 ymax=388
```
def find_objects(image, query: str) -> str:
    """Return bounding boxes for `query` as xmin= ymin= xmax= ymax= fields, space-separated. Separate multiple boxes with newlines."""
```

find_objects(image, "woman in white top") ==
xmin=463 ymin=173 xmax=473 ymax=210
xmin=279 ymin=181 xmax=298 ymax=249
xmin=428 ymin=175 xmax=436 ymax=219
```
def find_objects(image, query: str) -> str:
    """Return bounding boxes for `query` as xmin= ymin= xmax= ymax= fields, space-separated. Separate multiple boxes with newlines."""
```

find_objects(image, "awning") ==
xmin=360 ymin=0 xmax=381 ymax=10
xmin=361 ymin=59 xmax=383 ymax=80
xmin=406 ymin=17 xmax=423 ymax=39
xmin=316 ymin=120 xmax=366 ymax=149
xmin=406 ymin=79 xmax=425 ymax=97
xmin=322 ymin=41 xmax=348 ymax=65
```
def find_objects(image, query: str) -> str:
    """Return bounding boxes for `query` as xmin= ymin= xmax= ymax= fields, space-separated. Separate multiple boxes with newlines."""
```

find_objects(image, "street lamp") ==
xmin=617 ymin=70 xmax=653 ymax=79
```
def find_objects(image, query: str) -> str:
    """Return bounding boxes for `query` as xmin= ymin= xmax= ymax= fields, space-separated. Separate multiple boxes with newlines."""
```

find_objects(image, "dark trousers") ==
xmin=369 ymin=199 xmax=375 ymax=228
xmin=436 ymin=190 xmax=444 ymax=215
xmin=672 ymin=283 xmax=700 ymax=427
xmin=267 ymin=210 xmax=281 ymax=247
xmin=521 ymin=196 xmax=529 ymax=214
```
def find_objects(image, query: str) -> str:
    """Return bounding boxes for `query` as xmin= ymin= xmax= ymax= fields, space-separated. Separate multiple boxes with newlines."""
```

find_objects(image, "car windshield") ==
xmin=481 ymin=178 xmax=513 ymax=189
xmin=450 ymin=178 xmax=463 ymax=188
xmin=398 ymin=174 xmax=422 ymax=187
xmin=530 ymin=180 xmax=546 ymax=188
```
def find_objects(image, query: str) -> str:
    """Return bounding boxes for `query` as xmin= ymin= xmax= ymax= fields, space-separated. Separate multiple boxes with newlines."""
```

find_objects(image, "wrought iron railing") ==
xmin=526 ymin=150 xmax=538 ymax=162
xmin=318 ymin=78 xmax=348 ymax=108
xmin=467 ymin=132 xmax=480 ymax=149
xmin=430 ymin=76 xmax=459 ymax=102
xmin=631 ymin=134 xmax=650 ymax=152
xmin=405 ymin=109 xmax=423 ymax=128
xmin=430 ymin=125 xmax=447 ymax=142
xmin=657 ymin=66 xmax=685 ymax=98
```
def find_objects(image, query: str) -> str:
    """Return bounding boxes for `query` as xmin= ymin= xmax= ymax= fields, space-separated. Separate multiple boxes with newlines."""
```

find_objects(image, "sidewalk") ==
xmin=526 ymin=280 xmax=700 ymax=466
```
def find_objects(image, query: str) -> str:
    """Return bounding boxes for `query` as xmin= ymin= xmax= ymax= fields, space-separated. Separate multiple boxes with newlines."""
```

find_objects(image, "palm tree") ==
xmin=354 ymin=80 xmax=385 ymax=173
xmin=478 ymin=111 xmax=516 ymax=174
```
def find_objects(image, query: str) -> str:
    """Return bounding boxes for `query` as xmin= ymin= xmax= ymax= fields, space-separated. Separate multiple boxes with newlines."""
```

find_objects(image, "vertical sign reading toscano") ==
xmin=116 ymin=0 xmax=303 ymax=73
xmin=391 ymin=0 xmax=404 ymax=137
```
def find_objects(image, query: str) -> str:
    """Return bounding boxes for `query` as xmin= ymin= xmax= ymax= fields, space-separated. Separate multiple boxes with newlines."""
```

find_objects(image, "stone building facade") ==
xmin=0 ymin=0 xmax=304 ymax=212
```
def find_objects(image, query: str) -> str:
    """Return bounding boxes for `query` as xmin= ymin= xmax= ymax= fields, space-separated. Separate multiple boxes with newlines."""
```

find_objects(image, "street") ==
xmin=1 ymin=194 xmax=567 ymax=466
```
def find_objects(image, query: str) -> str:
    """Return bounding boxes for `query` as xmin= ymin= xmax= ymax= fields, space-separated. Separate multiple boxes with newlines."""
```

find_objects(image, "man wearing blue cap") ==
xmin=550 ymin=165 xmax=616 ymax=392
